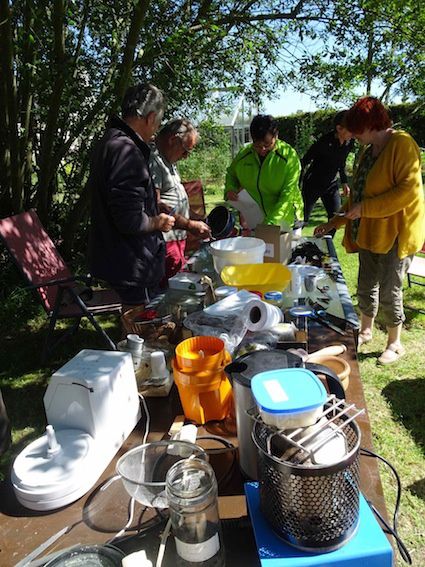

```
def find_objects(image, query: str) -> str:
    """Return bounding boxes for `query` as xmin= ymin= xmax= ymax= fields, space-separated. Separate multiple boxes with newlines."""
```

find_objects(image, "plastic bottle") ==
xmin=291 ymin=269 xmax=303 ymax=298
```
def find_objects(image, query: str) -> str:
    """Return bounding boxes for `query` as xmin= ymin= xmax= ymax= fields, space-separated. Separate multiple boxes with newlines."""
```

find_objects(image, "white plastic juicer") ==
xmin=12 ymin=349 xmax=141 ymax=511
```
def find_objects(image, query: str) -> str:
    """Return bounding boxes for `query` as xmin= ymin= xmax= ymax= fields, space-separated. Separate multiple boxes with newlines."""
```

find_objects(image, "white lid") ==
xmin=12 ymin=428 xmax=94 ymax=501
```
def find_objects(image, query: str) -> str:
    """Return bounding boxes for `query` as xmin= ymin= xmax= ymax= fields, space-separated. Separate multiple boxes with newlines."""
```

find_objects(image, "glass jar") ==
xmin=263 ymin=291 xmax=283 ymax=307
xmin=166 ymin=458 xmax=225 ymax=566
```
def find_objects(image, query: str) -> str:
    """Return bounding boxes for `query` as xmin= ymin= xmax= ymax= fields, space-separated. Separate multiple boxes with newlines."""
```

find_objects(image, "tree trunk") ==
xmin=0 ymin=0 xmax=23 ymax=214
xmin=114 ymin=0 xmax=152 ymax=106
xmin=365 ymin=29 xmax=374 ymax=95
xmin=19 ymin=0 xmax=36 ymax=206
xmin=36 ymin=0 xmax=67 ymax=224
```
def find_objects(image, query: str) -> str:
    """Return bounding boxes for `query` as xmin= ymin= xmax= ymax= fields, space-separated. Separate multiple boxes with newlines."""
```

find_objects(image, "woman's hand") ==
xmin=342 ymin=183 xmax=350 ymax=197
xmin=345 ymin=203 xmax=361 ymax=220
xmin=314 ymin=222 xmax=333 ymax=237
xmin=226 ymin=190 xmax=239 ymax=201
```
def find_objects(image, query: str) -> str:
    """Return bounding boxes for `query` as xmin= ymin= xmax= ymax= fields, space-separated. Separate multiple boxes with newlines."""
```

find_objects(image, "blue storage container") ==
xmin=251 ymin=368 xmax=327 ymax=428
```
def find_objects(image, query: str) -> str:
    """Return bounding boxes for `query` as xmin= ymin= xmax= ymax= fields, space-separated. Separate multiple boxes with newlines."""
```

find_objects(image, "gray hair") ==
xmin=121 ymin=83 xmax=165 ymax=120
xmin=157 ymin=118 xmax=199 ymax=142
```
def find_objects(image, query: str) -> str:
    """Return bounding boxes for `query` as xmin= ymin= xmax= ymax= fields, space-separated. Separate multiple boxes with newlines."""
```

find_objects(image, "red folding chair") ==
xmin=0 ymin=210 xmax=122 ymax=361
xmin=183 ymin=179 xmax=207 ymax=254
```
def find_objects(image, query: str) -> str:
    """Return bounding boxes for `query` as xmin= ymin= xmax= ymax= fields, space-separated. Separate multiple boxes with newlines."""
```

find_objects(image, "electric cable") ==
xmin=155 ymin=518 xmax=172 ymax=567
xmin=107 ymin=393 xmax=152 ymax=543
xmin=138 ymin=392 xmax=150 ymax=444
xmin=360 ymin=446 xmax=412 ymax=564
xmin=195 ymin=435 xmax=237 ymax=486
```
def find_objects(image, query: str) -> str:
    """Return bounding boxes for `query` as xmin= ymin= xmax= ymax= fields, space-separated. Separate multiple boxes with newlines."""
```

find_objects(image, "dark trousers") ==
xmin=302 ymin=180 xmax=341 ymax=236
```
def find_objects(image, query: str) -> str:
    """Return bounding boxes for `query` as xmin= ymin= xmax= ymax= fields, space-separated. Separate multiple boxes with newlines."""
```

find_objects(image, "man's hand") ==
xmin=187 ymin=220 xmax=211 ymax=238
xmin=344 ymin=202 xmax=361 ymax=220
xmin=342 ymin=183 xmax=350 ymax=197
xmin=153 ymin=213 xmax=175 ymax=232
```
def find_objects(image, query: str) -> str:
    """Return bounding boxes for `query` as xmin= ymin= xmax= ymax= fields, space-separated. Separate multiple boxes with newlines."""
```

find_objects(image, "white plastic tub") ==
xmin=251 ymin=368 xmax=327 ymax=429
xmin=210 ymin=237 xmax=266 ymax=275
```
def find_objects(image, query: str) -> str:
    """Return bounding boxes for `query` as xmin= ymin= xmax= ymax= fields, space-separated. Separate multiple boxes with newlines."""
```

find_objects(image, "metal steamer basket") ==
xmin=252 ymin=396 xmax=363 ymax=552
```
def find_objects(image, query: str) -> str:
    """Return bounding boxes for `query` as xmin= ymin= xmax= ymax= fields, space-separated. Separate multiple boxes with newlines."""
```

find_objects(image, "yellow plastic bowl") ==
xmin=220 ymin=263 xmax=291 ymax=295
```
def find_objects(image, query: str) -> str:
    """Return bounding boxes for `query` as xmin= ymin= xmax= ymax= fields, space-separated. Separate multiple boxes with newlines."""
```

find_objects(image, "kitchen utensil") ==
xmin=306 ymin=354 xmax=351 ymax=391
xmin=224 ymin=350 xmax=345 ymax=480
xmin=12 ymin=350 xmax=141 ymax=511
xmin=173 ymin=337 xmax=233 ymax=424
xmin=210 ymin=237 xmax=266 ymax=274
xmin=288 ymin=305 xmax=346 ymax=335
xmin=166 ymin=458 xmax=225 ymax=566
xmin=207 ymin=205 xmax=235 ymax=239
xmin=225 ymin=350 xmax=304 ymax=479
xmin=252 ymin=397 xmax=363 ymax=552
xmin=44 ymin=544 xmax=125 ymax=567
xmin=251 ymin=368 xmax=327 ymax=429
xmin=116 ymin=440 xmax=207 ymax=509
xmin=220 ymin=262 xmax=291 ymax=295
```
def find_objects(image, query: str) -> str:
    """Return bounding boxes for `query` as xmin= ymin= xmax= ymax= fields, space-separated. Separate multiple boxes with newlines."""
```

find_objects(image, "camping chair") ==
xmin=183 ymin=179 xmax=207 ymax=254
xmin=407 ymin=242 xmax=425 ymax=287
xmin=0 ymin=210 xmax=122 ymax=361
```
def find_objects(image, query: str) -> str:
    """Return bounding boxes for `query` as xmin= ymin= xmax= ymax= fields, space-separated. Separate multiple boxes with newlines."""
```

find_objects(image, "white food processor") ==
xmin=12 ymin=349 xmax=141 ymax=511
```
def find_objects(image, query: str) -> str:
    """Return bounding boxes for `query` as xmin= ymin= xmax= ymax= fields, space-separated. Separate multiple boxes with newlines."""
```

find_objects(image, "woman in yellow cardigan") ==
xmin=315 ymin=96 xmax=425 ymax=364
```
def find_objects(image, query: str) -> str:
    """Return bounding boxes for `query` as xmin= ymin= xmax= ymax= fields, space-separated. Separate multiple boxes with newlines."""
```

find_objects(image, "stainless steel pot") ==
xmin=225 ymin=349 xmax=345 ymax=480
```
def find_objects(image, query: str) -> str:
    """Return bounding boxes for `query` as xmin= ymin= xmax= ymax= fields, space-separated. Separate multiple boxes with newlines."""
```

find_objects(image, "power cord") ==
xmin=360 ymin=447 xmax=412 ymax=564
xmin=107 ymin=393 xmax=152 ymax=543
xmin=195 ymin=435 xmax=237 ymax=487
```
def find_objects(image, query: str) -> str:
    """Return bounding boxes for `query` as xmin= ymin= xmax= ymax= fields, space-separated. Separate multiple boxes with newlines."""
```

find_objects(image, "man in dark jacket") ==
xmin=88 ymin=84 xmax=175 ymax=306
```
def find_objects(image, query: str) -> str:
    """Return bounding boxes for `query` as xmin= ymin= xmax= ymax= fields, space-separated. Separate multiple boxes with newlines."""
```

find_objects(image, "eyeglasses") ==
xmin=178 ymin=136 xmax=195 ymax=156
xmin=252 ymin=137 xmax=276 ymax=151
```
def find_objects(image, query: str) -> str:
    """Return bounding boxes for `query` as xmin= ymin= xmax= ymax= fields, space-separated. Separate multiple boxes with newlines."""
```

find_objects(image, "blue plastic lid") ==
xmin=251 ymin=368 xmax=326 ymax=415
xmin=264 ymin=291 xmax=283 ymax=301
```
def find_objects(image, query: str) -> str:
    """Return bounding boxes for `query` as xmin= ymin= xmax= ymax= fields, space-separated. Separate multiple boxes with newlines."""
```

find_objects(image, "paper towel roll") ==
xmin=245 ymin=299 xmax=283 ymax=331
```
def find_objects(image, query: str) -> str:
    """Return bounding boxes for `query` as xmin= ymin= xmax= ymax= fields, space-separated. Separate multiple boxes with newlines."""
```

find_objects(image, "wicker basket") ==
xmin=121 ymin=306 xmax=177 ymax=343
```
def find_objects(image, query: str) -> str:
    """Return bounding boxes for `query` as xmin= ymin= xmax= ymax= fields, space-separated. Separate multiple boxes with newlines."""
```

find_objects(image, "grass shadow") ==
xmin=382 ymin=378 xmax=425 ymax=455
xmin=356 ymin=350 xmax=382 ymax=362
xmin=407 ymin=478 xmax=425 ymax=501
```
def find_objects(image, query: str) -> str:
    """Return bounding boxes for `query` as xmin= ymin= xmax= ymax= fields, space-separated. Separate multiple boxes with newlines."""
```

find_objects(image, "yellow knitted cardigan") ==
xmin=334 ymin=130 xmax=425 ymax=258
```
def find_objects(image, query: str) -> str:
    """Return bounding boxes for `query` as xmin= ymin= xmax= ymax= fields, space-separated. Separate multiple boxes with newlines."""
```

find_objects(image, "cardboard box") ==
xmin=255 ymin=224 xmax=292 ymax=264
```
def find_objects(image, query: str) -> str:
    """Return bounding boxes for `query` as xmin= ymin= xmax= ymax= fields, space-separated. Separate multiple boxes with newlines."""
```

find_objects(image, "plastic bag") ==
xmin=183 ymin=310 xmax=249 ymax=355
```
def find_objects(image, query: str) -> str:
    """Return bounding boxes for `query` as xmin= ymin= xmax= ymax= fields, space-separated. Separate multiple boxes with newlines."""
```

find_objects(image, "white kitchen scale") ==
xmin=12 ymin=349 xmax=141 ymax=511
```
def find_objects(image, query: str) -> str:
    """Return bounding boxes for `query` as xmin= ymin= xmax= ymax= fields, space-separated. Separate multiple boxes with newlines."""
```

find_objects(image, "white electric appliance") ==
xmin=12 ymin=349 xmax=141 ymax=511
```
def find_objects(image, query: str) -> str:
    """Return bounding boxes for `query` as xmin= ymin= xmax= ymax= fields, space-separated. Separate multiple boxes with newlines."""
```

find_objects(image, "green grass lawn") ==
xmin=0 ymin=199 xmax=424 ymax=565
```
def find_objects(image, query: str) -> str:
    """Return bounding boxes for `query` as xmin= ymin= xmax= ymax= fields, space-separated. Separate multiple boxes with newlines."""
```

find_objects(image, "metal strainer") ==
xmin=116 ymin=440 xmax=207 ymax=509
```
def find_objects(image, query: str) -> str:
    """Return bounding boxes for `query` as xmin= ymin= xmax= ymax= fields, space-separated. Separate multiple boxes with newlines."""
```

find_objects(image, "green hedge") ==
xmin=276 ymin=102 xmax=425 ymax=155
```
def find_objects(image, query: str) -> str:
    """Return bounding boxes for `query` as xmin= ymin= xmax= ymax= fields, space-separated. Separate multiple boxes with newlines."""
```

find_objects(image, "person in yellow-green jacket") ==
xmin=315 ymin=96 xmax=425 ymax=365
xmin=224 ymin=114 xmax=303 ymax=229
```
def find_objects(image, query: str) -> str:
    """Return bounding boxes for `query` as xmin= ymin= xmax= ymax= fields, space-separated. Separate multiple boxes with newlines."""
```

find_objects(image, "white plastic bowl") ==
xmin=210 ymin=237 xmax=266 ymax=274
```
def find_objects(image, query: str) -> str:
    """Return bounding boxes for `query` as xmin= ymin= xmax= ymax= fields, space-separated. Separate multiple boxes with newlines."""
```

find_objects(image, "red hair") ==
xmin=345 ymin=96 xmax=392 ymax=134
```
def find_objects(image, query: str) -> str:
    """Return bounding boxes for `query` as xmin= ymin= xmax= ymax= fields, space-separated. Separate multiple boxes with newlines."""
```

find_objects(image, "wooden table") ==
xmin=0 ymin=242 xmax=389 ymax=567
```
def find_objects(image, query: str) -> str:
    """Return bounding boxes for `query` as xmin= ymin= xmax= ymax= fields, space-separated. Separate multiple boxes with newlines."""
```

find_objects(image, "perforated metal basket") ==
xmin=252 ymin=398 xmax=362 ymax=552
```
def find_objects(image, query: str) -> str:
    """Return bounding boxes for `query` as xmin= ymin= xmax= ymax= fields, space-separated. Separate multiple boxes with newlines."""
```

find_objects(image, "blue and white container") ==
xmin=251 ymin=368 xmax=327 ymax=429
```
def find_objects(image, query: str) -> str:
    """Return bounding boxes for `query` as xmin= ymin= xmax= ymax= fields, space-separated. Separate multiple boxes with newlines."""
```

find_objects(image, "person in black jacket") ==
xmin=88 ymin=84 xmax=175 ymax=306
xmin=301 ymin=111 xmax=354 ymax=234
